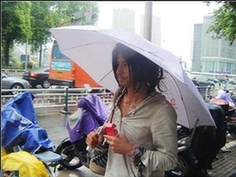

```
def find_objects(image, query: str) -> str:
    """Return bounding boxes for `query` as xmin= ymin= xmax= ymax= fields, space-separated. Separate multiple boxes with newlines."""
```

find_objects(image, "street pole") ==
xmin=143 ymin=1 xmax=152 ymax=41
xmin=25 ymin=39 xmax=28 ymax=70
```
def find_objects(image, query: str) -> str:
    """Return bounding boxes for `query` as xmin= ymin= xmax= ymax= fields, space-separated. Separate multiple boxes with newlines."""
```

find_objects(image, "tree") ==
xmin=30 ymin=1 xmax=99 ymax=52
xmin=205 ymin=1 xmax=236 ymax=44
xmin=30 ymin=2 xmax=58 ymax=52
xmin=2 ymin=1 xmax=99 ymax=68
xmin=2 ymin=2 xmax=32 ymax=67
xmin=31 ymin=1 xmax=99 ymax=67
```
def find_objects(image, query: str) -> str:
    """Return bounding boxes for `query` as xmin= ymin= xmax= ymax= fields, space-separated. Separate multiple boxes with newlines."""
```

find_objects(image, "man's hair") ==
xmin=112 ymin=43 xmax=163 ymax=94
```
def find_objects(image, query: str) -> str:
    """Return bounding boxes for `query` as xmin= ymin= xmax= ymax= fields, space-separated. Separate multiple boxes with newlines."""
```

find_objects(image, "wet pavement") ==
xmin=207 ymin=138 xmax=236 ymax=177
xmin=37 ymin=108 xmax=103 ymax=177
xmin=37 ymin=108 xmax=236 ymax=177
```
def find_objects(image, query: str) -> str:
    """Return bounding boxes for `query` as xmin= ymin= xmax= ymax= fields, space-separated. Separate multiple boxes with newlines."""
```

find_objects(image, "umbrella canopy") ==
xmin=49 ymin=25 xmax=215 ymax=129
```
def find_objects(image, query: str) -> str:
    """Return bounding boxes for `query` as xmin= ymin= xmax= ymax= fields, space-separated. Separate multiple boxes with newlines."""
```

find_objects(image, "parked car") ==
xmin=229 ymin=77 xmax=236 ymax=85
xmin=186 ymin=73 xmax=215 ymax=88
xmin=216 ymin=76 xmax=226 ymax=84
xmin=1 ymin=72 xmax=30 ymax=95
xmin=22 ymin=67 xmax=51 ymax=88
xmin=206 ymin=76 xmax=220 ymax=84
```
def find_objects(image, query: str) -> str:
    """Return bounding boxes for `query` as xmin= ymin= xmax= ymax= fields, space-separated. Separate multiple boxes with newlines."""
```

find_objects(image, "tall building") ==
xmin=112 ymin=7 xmax=135 ymax=31
xmin=140 ymin=15 xmax=161 ymax=46
xmin=192 ymin=24 xmax=203 ymax=72
xmin=112 ymin=7 xmax=161 ymax=46
xmin=192 ymin=15 xmax=236 ymax=74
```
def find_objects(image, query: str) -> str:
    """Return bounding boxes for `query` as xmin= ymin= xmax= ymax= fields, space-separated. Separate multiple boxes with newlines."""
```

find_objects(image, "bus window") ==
xmin=52 ymin=45 xmax=67 ymax=59
xmin=49 ymin=40 xmax=101 ymax=88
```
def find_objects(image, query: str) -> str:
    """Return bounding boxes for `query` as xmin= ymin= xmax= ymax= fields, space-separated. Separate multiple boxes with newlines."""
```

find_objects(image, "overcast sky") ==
xmin=96 ymin=1 xmax=220 ymax=68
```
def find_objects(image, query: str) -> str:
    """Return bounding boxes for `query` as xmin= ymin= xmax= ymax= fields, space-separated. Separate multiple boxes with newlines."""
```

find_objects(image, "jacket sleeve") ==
xmin=140 ymin=103 xmax=178 ymax=174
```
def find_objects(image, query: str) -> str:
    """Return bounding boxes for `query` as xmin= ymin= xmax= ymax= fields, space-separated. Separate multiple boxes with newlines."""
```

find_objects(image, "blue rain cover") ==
xmin=3 ymin=91 xmax=37 ymax=124
xmin=66 ymin=94 xmax=110 ymax=142
xmin=1 ymin=91 xmax=54 ymax=154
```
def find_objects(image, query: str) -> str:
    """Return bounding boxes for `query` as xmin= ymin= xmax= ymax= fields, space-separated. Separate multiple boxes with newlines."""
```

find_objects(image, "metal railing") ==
xmin=1 ymin=88 xmax=112 ymax=107
xmin=1 ymin=87 xmax=113 ymax=116
xmin=1 ymin=69 xmax=25 ymax=77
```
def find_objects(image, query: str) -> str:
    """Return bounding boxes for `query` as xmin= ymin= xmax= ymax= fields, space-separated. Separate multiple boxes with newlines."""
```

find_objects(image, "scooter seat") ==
xmin=35 ymin=151 xmax=62 ymax=163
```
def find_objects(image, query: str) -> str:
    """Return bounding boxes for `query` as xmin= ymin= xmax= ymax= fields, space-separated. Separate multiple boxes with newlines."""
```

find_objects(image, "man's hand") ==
xmin=103 ymin=134 xmax=134 ymax=155
xmin=86 ymin=127 xmax=104 ymax=148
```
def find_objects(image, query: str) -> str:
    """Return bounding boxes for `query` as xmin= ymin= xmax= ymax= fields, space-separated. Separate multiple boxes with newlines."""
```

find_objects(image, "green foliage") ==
xmin=30 ymin=1 xmax=59 ymax=52
xmin=2 ymin=1 xmax=99 ymax=67
xmin=206 ymin=1 xmax=236 ymax=44
xmin=53 ymin=1 xmax=99 ymax=26
xmin=2 ymin=2 xmax=32 ymax=66
xmin=2 ymin=2 xmax=32 ymax=42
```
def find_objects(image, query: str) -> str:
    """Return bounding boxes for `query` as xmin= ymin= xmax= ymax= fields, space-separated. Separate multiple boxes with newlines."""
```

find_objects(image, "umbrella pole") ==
xmin=187 ymin=119 xmax=199 ymax=148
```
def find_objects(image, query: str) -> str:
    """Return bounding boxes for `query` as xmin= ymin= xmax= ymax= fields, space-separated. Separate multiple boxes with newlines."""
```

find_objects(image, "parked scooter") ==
xmin=165 ymin=122 xmax=198 ymax=177
xmin=165 ymin=102 xmax=227 ymax=177
xmin=210 ymin=89 xmax=236 ymax=138
xmin=1 ymin=91 xmax=62 ymax=177
xmin=56 ymin=93 xmax=110 ymax=172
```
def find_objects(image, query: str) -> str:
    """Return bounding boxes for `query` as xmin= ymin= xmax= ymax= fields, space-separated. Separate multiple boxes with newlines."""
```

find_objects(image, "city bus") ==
xmin=49 ymin=40 xmax=102 ymax=88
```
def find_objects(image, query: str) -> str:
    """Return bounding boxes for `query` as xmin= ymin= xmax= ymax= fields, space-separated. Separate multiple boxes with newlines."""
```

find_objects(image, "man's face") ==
xmin=116 ymin=53 xmax=131 ymax=87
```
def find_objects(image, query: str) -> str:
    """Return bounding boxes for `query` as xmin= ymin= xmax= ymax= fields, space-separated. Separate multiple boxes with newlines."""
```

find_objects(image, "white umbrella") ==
xmin=49 ymin=25 xmax=215 ymax=129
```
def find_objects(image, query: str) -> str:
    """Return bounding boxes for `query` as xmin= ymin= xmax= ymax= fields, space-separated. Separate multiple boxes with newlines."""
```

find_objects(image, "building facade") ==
xmin=112 ymin=7 xmax=161 ymax=46
xmin=112 ymin=7 xmax=135 ymax=31
xmin=192 ymin=15 xmax=236 ymax=74
xmin=140 ymin=15 xmax=161 ymax=46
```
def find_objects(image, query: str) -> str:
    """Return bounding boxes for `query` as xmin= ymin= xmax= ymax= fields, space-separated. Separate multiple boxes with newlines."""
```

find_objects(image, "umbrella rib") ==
xmin=61 ymin=42 xmax=115 ymax=52
xmin=98 ymin=69 xmax=113 ymax=83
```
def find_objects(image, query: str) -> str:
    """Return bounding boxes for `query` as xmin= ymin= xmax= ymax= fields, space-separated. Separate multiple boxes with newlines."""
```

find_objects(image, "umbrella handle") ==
xmin=187 ymin=118 xmax=199 ymax=147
